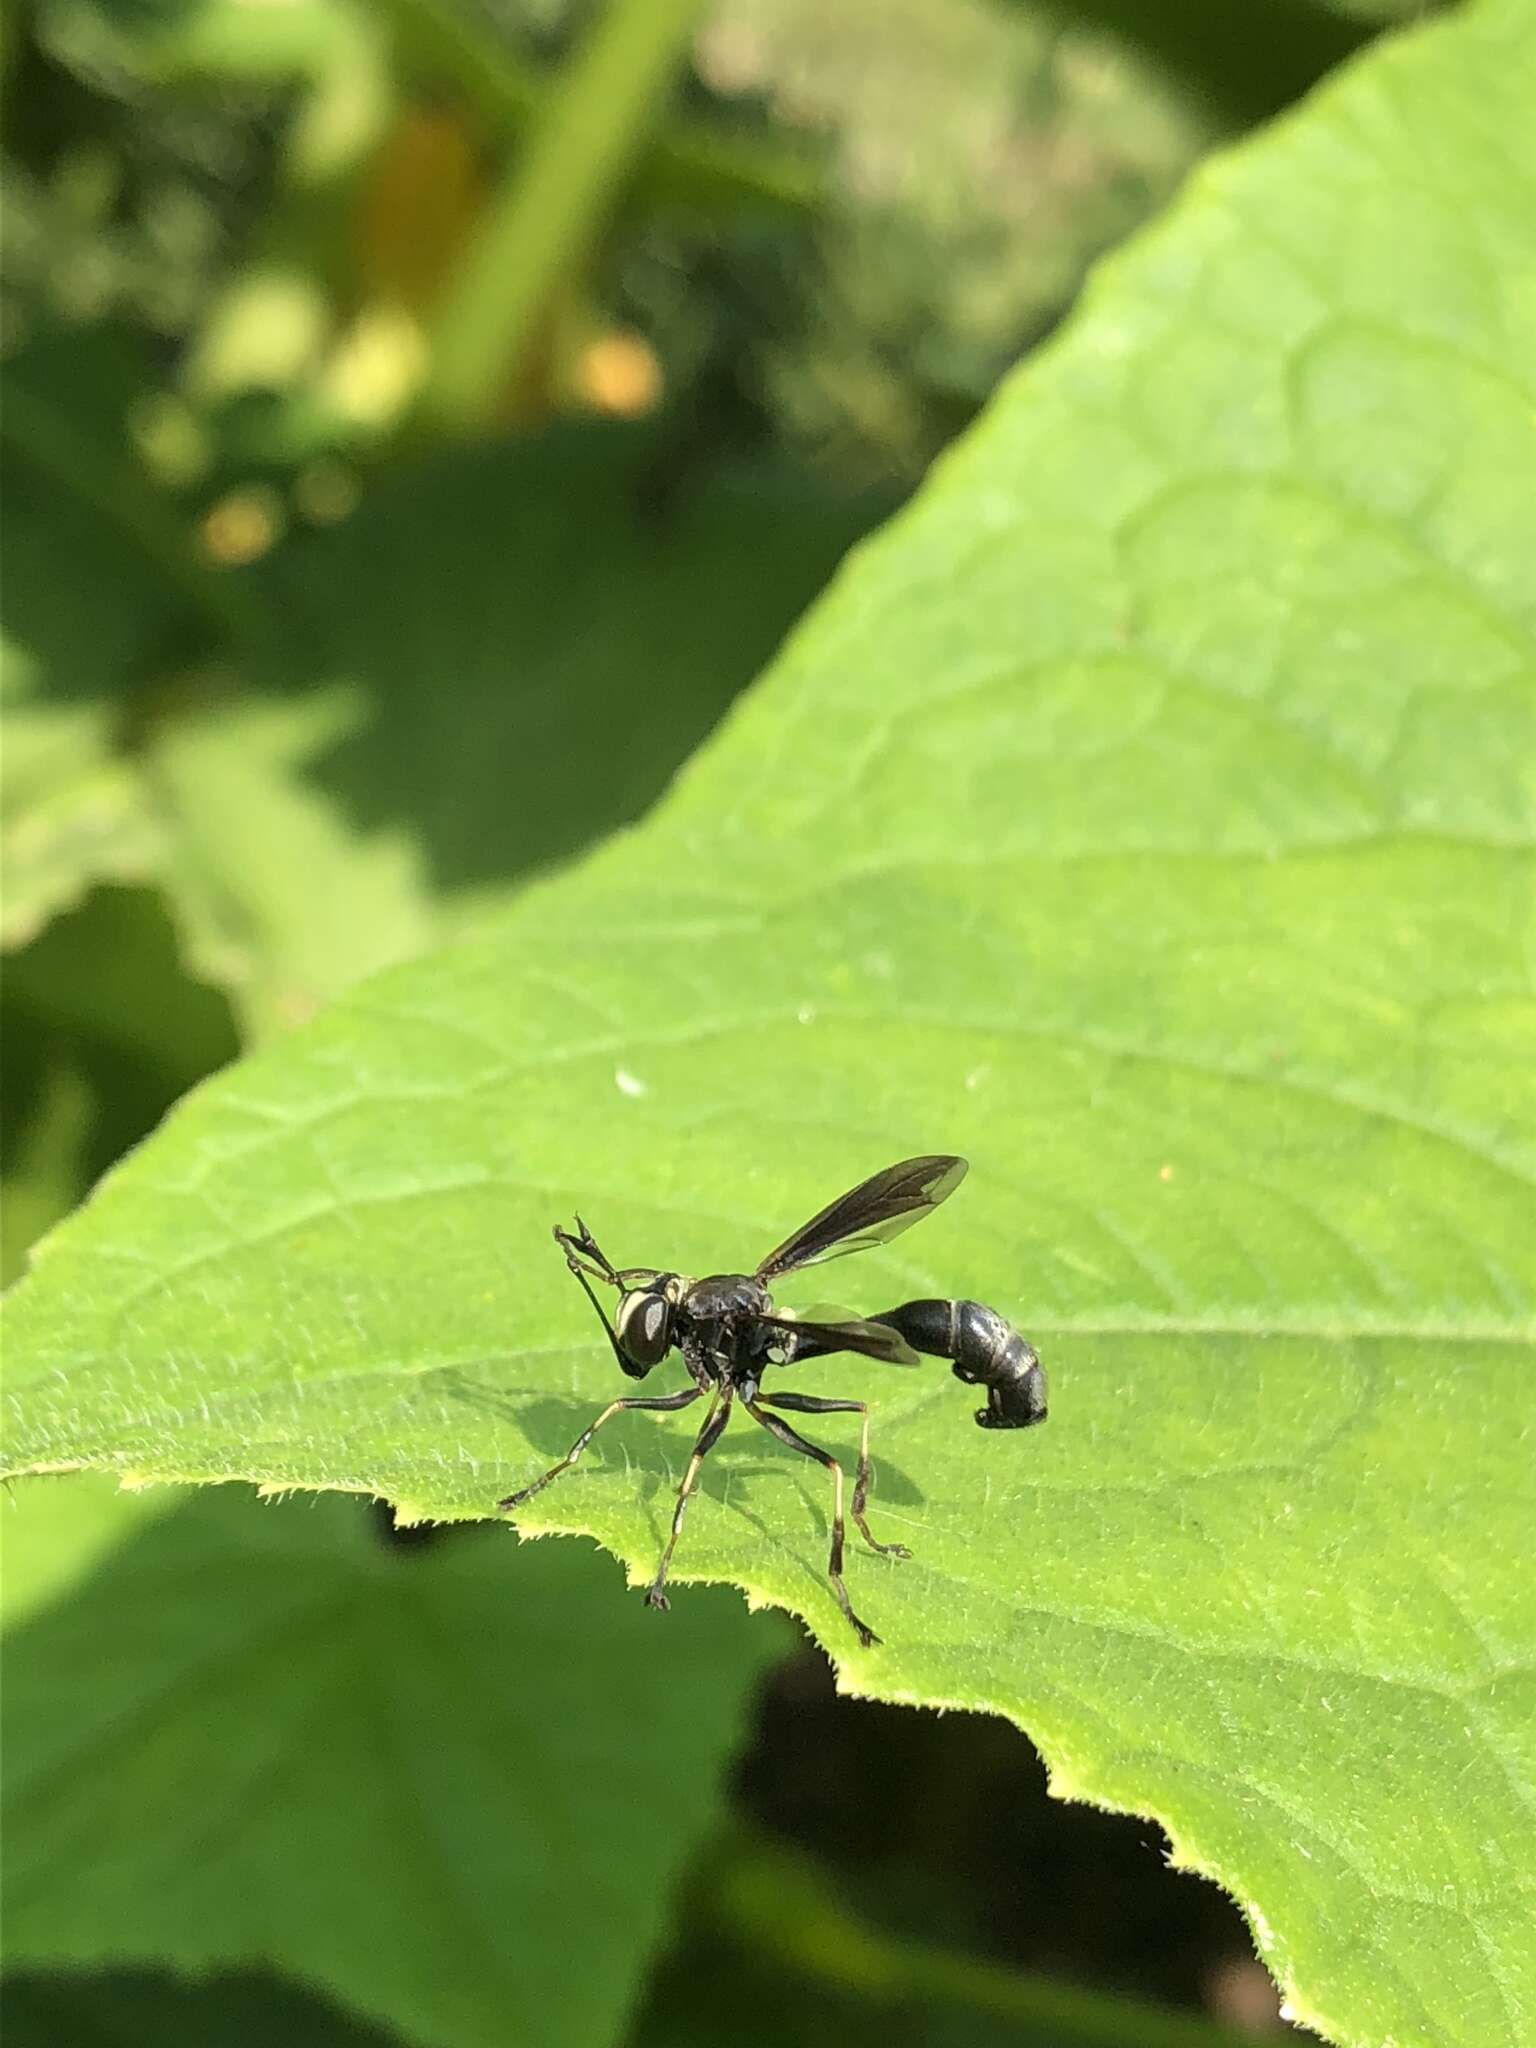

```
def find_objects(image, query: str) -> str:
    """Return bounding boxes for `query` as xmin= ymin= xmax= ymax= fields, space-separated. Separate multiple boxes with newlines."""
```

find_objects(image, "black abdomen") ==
xmin=873 ymin=1298 xmax=1047 ymax=1431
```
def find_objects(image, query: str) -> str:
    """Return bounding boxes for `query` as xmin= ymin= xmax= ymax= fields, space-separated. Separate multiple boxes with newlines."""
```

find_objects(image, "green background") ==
xmin=4 ymin=3 xmax=1532 ymax=2046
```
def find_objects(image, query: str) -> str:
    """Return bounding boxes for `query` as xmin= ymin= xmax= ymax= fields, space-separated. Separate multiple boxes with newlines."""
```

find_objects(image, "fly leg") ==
xmin=498 ymin=1387 xmax=702 ymax=1510
xmin=745 ymin=1399 xmax=882 ymax=1648
xmin=645 ymin=1387 xmax=733 ymax=1612
xmin=759 ymin=1392 xmax=911 ymax=1560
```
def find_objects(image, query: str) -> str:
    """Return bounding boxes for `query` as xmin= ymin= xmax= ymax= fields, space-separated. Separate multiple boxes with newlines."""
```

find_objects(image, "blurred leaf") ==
xmin=0 ymin=326 xmax=171 ymax=688
xmin=0 ymin=1474 xmax=177 ymax=1633
xmin=6 ymin=362 xmax=878 ymax=1038
xmin=0 ymin=707 xmax=163 ymax=949
xmin=57 ymin=0 xmax=365 ymax=81
xmin=0 ymin=1060 xmax=94 ymax=1290
xmin=1 ymin=325 xmax=234 ymax=950
xmin=145 ymin=682 xmax=435 ymax=1038
xmin=1 ymin=1483 xmax=776 ymax=2048
xmin=145 ymin=430 xmax=884 ymax=1033
xmin=1015 ymin=0 xmax=1372 ymax=130
xmin=0 ymin=1968 xmax=401 ymax=2048
xmin=2 ymin=885 xmax=236 ymax=1090
xmin=1 ymin=888 xmax=238 ymax=1283
xmin=1 ymin=325 xmax=253 ymax=645
xmin=5 ymin=9 xmax=1534 ymax=2048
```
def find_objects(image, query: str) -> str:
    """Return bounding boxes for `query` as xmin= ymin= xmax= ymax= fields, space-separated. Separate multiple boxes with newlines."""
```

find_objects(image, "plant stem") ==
xmin=382 ymin=0 xmax=820 ymax=222
xmin=423 ymin=0 xmax=712 ymax=431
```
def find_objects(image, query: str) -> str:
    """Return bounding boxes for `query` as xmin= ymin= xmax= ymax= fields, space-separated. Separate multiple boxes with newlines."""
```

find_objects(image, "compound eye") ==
xmin=617 ymin=1288 xmax=672 ymax=1368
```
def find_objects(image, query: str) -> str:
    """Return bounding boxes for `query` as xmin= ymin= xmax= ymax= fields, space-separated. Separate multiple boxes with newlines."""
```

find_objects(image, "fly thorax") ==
xmin=682 ymin=1273 xmax=769 ymax=1320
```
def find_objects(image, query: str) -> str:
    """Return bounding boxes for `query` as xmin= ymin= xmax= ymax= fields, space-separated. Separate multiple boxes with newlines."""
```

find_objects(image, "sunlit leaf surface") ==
xmin=5 ymin=7 xmax=1534 ymax=2044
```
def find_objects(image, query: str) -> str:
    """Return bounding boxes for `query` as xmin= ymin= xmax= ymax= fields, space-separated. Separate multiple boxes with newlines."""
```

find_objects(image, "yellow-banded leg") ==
xmin=644 ymin=1387 xmax=734 ymax=1611
xmin=498 ymin=1386 xmax=703 ymax=1510
xmin=761 ymin=1391 xmax=912 ymax=1560
xmin=746 ymin=1396 xmax=885 ymax=1648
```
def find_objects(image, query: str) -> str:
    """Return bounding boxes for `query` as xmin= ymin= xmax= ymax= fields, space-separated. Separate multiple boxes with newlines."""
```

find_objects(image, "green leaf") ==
xmin=1 ymin=324 xmax=256 ymax=650
xmin=0 ymin=327 xmax=189 ymax=947
xmin=1014 ymin=0 xmax=1372 ymax=131
xmin=1 ymin=887 xmax=240 ymax=1283
xmin=0 ymin=1056 xmax=95 ymax=1289
xmin=1 ymin=1480 xmax=774 ymax=2048
xmin=0 ymin=1473 xmax=177 ymax=1634
xmin=144 ymin=682 xmax=436 ymax=1038
xmin=5 ymin=7 xmax=1534 ymax=2047
xmin=0 ymin=1968 xmax=397 ymax=2048
xmin=0 ymin=705 xmax=165 ymax=950
xmin=2 ymin=886 xmax=237 ymax=1088
xmin=147 ymin=432 xmax=883 ymax=1033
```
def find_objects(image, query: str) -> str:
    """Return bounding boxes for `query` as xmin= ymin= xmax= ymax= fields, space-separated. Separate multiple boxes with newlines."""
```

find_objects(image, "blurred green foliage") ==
xmin=2 ymin=1481 xmax=777 ymax=2048
xmin=3 ymin=2 xmax=1502 ymax=2047
xmin=2 ymin=0 xmax=1234 ymax=1268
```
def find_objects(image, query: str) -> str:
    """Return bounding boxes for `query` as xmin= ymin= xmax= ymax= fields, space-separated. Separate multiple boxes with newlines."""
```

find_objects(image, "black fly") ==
xmin=498 ymin=1155 xmax=1045 ymax=1647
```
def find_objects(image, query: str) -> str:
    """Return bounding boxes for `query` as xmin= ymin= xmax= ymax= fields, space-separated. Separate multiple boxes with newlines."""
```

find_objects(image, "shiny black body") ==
xmin=675 ymin=1272 xmax=773 ymax=1398
xmin=498 ymin=1155 xmax=1045 ymax=1646
xmin=796 ymin=1298 xmax=1046 ymax=1430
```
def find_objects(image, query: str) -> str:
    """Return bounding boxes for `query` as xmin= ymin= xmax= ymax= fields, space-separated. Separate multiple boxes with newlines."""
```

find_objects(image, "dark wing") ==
xmin=755 ymin=1155 xmax=967 ymax=1282
xmin=754 ymin=1312 xmax=919 ymax=1368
